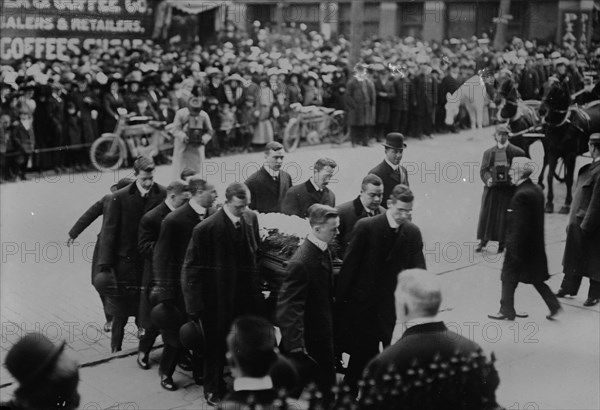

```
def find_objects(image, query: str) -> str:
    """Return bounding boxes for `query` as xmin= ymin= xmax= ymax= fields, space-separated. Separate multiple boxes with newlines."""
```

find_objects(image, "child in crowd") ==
xmin=236 ymin=95 xmax=259 ymax=153
xmin=218 ymin=102 xmax=236 ymax=153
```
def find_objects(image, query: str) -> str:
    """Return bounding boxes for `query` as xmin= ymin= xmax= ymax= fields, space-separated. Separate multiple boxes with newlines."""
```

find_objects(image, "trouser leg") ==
xmin=499 ymin=281 xmax=518 ymax=318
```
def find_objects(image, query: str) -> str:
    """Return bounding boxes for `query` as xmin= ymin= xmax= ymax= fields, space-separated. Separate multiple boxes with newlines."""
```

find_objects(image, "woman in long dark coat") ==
xmin=476 ymin=124 xmax=527 ymax=252
xmin=101 ymin=77 xmax=125 ymax=133
xmin=374 ymin=68 xmax=395 ymax=141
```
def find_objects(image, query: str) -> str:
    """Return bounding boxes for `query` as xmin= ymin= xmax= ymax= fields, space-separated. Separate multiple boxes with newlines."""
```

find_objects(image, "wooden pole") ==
xmin=350 ymin=0 xmax=365 ymax=67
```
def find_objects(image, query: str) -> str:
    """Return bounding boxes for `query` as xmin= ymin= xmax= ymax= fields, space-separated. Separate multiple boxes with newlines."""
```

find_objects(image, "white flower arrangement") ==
xmin=256 ymin=212 xmax=312 ymax=258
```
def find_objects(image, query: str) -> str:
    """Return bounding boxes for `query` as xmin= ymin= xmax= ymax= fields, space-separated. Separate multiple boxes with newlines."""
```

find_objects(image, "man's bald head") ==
xmin=395 ymin=269 xmax=442 ymax=319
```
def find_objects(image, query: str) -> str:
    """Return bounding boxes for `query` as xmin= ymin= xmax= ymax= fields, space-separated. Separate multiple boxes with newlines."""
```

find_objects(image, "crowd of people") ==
xmin=1 ymin=20 xmax=598 ymax=181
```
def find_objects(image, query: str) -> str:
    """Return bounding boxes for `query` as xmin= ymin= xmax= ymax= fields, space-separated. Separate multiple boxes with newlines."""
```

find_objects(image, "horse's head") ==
xmin=541 ymin=82 xmax=571 ymax=126
xmin=445 ymin=91 xmax=461 ymax=125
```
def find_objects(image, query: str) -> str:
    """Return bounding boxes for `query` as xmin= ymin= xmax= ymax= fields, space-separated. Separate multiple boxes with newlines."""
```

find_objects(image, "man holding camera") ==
xmin=475 ymin=124 xmax=527 ymax=253
xmin=171 ymin=96 xmax=213 ymax=180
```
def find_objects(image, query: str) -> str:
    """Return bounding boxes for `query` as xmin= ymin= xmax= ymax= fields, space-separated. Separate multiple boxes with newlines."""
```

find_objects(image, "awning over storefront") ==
xmin=167 ymin=0 xmax=231 ymax=15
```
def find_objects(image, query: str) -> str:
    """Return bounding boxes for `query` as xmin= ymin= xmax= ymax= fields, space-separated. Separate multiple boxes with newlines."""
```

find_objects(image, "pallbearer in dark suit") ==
xmin=97 ymin=156 xmax=166 ymax=352
xmin=368 ymin=133 xmax=410 ymax=208
xmin=557 ymin=133 xmax=600 ymax=307
xmin=277 ymin=204 xmax=340 ymax=402
xmin=245 ymin=141 xmax=292 ymax=213
xmin=67 ymin=178 xmax=134 ymax=333
xmin=136 ymin=180 xmax=190 ymax=371
xmin=488 ymin=163 xmax=562 ymax=321
xmin=335 ymin=185 xmax=426 ymax=396
xmin=152 ymin=177 xmax=218 ymax=390
xmin=281 ymin=157 xmax=337 ymax=217
xmin=336 ymin=174 xmax=385 ymax=256
xmin=182 ymin=182 xmax=265 ymax=405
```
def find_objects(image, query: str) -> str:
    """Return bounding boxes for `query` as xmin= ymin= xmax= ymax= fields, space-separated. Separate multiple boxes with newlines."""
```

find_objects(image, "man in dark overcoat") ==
xmin=373 ymin=67 xmax=395 ymax=141
xmin=181 ymin=182 xmax=265 ymax=405
xmin=411 ymin=62 xmax=437 ymax=139
xmin=277 ymin=204 xmax=339 ymax=402
xmin=151 ymin=177 xmax=217 ymax=390
xmin=368 ymin=133 xmax=409 ymax=208
xmin=556 ymin=133 xmax=600 ymax=307
xmin=97 ymin=156 xmax=166 ymax=352
xmin=281 ymin=158 xmax=336 ymax=218
xmin=245 ymin=141 xmax=292 ymax=214
xmin=335 ymin=185 xmax=426 ymax=396
xmin=344 ymin=63 xmax=375 ymax=147
xmin=488 ymin=164 xmax=561 ymax=320
xmin=363 ymin=270 xmax=501 ymax=409
xmin=390 ymin=69 xmax=413 ymax=135
xmin=67 ymin=178 xmax=133 ymax=333
xmin=67 ymin=74 xmax=99 ymax=149
xmin=476 ymin=124 xmax=527 ymax=253
xmin=336 ymin=174 xmax=385 ymax=256
xmin=437 ymin=63 xmax=461 ymax=133
xmin=136 ymin=181 xmax=190 ymax=371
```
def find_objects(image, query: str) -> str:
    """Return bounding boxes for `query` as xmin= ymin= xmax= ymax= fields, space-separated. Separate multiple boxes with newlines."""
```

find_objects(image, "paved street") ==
xmin=1 ymin=127 xmax=599 ymax=409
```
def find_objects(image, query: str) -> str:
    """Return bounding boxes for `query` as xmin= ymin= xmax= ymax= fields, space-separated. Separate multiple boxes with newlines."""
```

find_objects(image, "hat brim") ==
xmin=383 ymin=143 xmax=407 ymax=149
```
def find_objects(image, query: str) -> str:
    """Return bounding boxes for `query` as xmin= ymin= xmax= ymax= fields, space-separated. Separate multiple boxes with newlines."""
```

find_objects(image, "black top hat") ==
xmin=5 ymin=333 xmax=66 ymax=387
xmin=383 ymin=132 xmax=407 ymax=149
xmin=180 ymin=320 xmax=205 ymax=351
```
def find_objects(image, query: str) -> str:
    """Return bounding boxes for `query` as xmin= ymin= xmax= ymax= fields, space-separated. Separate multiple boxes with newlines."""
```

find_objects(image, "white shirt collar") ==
xmin=136 ymin=180 xmax=150 ymax=197
xmin=310 ymin=177 xmax=322 ymax=192
xmin=223 ymin=203 xmax=241 ymax=225
xmin=165 ymin=200 xmax=176 ymax=212
xmin=385 ymin=209 xmax=399 ymax=229
xmin=307 ymin=233 xmax=328 ymax=251
xmin=390 ymin=316 xmax=440 ymax=345
xmin=189 ymin=199 xmax=207 ymax=216
xmin=497 ymin=141 xmax=509 ymax=149
xmin=233 ymin=375 xmax=273 ymax=392
xmin=264 ymin=165 xmax=280 ymax=178
xmin=385 ymin=158 xmax=399 ymax=171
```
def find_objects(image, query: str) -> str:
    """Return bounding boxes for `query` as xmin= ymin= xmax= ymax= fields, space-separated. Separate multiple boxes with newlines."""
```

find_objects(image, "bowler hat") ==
xmin=151 ymin=302 xmax=184 ymax=329
xmin=5 ymin=333 xmax=66 ymax=387
xmin=383 ymin=132 xmax=407 ymax=149
xmin=590 ymin=133 xmax=600 ymax=143
xmin=179 ymin=320 xmax=205 ymax=351
xmin=110 ymin=177 xmax=133 ymax=192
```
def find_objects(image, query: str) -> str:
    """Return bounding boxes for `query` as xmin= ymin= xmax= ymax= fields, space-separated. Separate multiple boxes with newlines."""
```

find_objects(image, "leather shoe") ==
xmin=475 ymin=241 xmax=487 ymax=253
xmin=555 ymin=288 xmax=572 ymax=298
xmin=160 ymin=374 xmax=177 ymax=391
xmin=583 ymin=297 xmax=599 ymax=307
xmin=136 ymin=352 xmax=150 ymax=370
xmin=546 ymin=307 xmax=563 ymax=320
xmin=487 ymin=312 xmax=515 ymax=320
xmin=103 ymin=321 xmax=112 ymax=333
xmin=205 ymin=392 xmax=221 ymax=407
xmin=515 ymin=312 xmax=529 ymax=318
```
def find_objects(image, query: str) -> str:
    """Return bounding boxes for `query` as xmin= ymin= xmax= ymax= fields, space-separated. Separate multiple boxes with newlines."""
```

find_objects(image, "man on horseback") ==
xmin=556 ymin=133 xmax=600 ymax=307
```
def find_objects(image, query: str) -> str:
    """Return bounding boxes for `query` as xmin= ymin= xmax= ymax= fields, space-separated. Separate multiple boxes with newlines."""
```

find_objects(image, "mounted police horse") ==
xmin=539 ymin=82 xmax=600 ymax=213
xmin=495 ymin=77 xmax=547 ymax=186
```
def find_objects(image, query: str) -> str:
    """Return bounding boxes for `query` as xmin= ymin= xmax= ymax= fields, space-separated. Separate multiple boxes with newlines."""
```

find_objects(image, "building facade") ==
xmin=230 ymin=0 xmax=596 ymax=46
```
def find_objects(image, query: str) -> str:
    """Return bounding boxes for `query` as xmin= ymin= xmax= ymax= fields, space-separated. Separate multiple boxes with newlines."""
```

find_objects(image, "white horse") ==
xmin=445 ymin=74 xmax=490 ymax=129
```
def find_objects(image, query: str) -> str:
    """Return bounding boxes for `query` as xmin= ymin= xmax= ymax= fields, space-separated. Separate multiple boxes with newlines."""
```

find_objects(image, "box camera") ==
xmin=492 ymin=165 xmax=509 ymax=185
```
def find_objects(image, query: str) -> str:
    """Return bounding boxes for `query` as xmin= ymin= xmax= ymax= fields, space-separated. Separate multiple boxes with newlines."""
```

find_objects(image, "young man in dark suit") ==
xmin=245 ymin=141 xmax=292 ymax=213
xmin=182 ymin=182 xmax=265 ymax=405
xmin=136 ymin=180 xmax=190 ymax=372
xmin=277 ymin=204 xmax=340 ymax=402
xmin=362 ymin=269 xmax=501 ymax=409
xmin=335 ymin=184 xmax=425 ymax=396
xmin=151 ymin=177 xmax=218 ymax=390
xmin=281 ymin=157 xmax=337 ymax=217
xmin=336 ymin=173 xmax=385 ymax=256
xmin=489 ymin=163 xmax=562 ymax=321
xmin=97 ymin=156 xmax=166 ymax=352
xmin=368 ymin=133 xmax=409 ymax=208
xmin=67 ymin=178 xmax=134 ymax=333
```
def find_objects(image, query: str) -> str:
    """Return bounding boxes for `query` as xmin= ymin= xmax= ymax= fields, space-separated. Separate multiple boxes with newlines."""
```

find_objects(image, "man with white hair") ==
xmin=362 ymin=269 xmax=501 ymax=409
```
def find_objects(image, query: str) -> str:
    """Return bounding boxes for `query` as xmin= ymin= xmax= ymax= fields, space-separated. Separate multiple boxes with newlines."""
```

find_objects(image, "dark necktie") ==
xmin=273 ymin=175 xmax=279 ymax=184
xmin=199 ymin=213 xmax=205 ymax=221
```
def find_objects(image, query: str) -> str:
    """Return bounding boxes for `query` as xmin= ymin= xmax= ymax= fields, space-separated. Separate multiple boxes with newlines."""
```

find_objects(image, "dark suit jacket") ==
xmin=181 ymin=209 xmax=265 ymax=339
xmin=281 ymin=180 xmax=335 ymax=217
xmin=245 ymin=167 xmax=292 ymax=213
xmin=97 ymin=182 xmax=166 ymax=270
xmin=153 ymin=202 xmax=216 ymax=303
xmin=137 ymin=201 xmax=172 ymax=327
xmin=218 ymin=389 xmax=279 ymax=410
xmin=336 ymin=214 xmax=426 ymax=351
xmin=336 ymin=196 xmax=385 ymax=256
xmin=277 ymin=240 xmax=334 ymax=353
xmin=501 ymin=179 xmax=549 ymax=284
xmin=156 ymin=107 xmax=175 ymax=124
xmin=368 ymin=160 xmax=409 ymax=208
xmin=363 ymin=322 xmax=500 ymax=408
xmin=68 ymin=193 xmax=113 ymax=281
